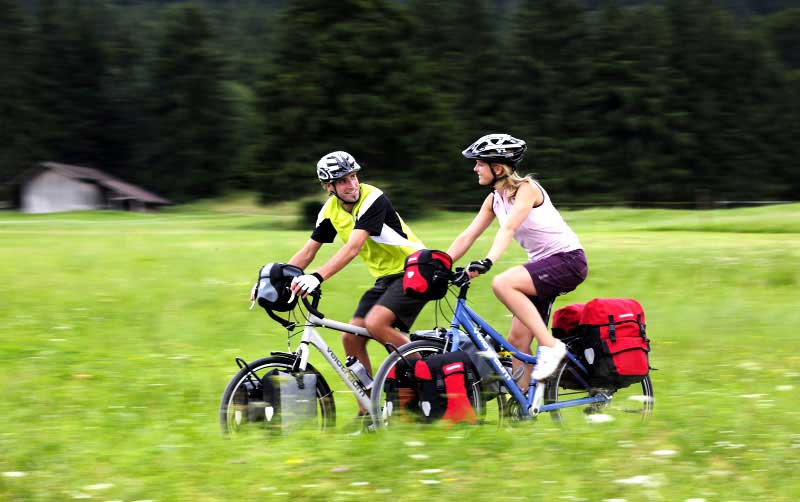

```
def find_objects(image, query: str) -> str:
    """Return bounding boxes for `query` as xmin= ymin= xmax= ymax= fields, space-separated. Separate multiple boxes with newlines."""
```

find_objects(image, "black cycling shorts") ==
xmin=353 ymin=273 xmax=426 ymax=332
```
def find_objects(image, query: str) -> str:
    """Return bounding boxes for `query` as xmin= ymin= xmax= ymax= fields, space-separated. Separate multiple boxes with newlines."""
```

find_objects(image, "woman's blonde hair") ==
xmin=492 ymin=163 xmax=536 ymax=199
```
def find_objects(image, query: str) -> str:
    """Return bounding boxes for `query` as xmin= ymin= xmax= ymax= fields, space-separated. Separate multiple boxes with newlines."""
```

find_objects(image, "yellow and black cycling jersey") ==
xmin=311 ymin=183 xmax=424 ymax=278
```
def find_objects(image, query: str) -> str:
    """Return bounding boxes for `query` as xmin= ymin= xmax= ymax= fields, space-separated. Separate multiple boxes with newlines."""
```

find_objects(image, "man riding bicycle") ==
xmin=282 ymin=151 xmax=427 ymax=388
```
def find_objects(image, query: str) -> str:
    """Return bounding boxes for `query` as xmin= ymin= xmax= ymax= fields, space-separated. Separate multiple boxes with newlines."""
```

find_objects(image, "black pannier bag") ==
xmin=383 ymin=359 xmax=419 ymax=418
xmin=414 ymin=351 xmax=478 ymax=424
xmin=411 ymin=328 xmax=500 ymax=398
xmin=402 ymin=249 xmax=453 ymax=300
xmin=261 ymin=369 xmax=318 ymax=433
xmin=231 ymin=377 xmax=269 ymax=425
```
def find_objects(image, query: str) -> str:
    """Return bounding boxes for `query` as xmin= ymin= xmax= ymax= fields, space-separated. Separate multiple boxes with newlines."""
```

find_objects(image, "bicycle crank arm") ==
xmin=529 ymin=382 xmax=546 ymax=416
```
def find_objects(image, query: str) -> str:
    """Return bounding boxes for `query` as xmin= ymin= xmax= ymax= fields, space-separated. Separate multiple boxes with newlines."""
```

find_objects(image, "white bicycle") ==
xmin=219 ymin=286 xmax=382 ymax=434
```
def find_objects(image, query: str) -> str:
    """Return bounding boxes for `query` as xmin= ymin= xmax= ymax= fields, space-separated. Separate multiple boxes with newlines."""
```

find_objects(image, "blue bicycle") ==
xmin=369 ymin=273 xmax=654 ymax=427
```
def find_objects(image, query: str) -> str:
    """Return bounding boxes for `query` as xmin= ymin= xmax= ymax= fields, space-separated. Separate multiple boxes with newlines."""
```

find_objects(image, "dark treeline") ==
xmin=1 ymin=0 xmax=798 ymax=214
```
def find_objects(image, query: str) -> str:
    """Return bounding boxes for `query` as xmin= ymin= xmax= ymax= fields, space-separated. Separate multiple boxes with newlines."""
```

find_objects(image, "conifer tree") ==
xmin=148 ymin=4 xmax=233 ymax=199
xmin=255 ymin=0 xmax=454 ymax=215
xmin=0 ymin=0 xmax=37 ymax=183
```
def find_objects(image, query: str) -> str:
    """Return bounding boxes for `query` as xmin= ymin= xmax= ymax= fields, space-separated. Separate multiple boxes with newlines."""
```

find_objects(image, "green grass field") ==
xmin=1 ymin=202 xmax=799 ymax=501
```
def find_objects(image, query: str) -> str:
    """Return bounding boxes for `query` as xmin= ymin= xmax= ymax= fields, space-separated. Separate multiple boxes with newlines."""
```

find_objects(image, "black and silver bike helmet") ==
xmin=316 ymin=151 xmax=362 ymax=183
xmin=462 ymin=134 xmax=527 ymax=167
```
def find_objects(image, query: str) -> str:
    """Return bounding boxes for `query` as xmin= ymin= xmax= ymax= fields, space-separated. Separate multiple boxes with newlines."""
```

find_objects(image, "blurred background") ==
xmin=1 ymin=0 xmax=798 ymax=217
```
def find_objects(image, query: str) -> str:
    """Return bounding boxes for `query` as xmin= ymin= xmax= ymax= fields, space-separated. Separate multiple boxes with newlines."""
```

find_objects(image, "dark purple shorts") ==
xmin=523 ymin=249 xmax=588 ymax=299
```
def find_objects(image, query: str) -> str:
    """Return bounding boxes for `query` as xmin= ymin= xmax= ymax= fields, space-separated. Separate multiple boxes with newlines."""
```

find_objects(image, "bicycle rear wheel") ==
xmin=544 ymin=358 xmax=654 ymax=425
xmin=370 ymin=340 xmax=502 ymax=428
xmin=219 ymin=355 xmax=336 ymax=434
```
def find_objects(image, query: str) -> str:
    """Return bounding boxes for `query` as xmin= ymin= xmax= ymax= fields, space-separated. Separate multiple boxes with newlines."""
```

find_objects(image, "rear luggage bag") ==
xmin=552 ymin=298 xmax=650 ymax=389
xmin=581 ymin=298 xmax=650 ymax=388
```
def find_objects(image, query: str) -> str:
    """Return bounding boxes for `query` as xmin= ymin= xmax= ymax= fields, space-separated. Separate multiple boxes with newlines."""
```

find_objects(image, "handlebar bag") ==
xmin=402 ymin=249 xmax=453 ymax=300
xmin=256 ymin=262 xmax=303 ymax=312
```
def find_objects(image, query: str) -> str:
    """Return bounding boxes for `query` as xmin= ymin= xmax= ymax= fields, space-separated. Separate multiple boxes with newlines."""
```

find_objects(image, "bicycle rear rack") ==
xmin=236 ymin=357 xmax=262 ymax=387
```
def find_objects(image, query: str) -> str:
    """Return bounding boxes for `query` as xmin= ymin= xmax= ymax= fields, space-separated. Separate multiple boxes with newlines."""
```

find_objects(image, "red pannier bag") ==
xmin=414 ymin=351 xmax=478 ymax=424
xmin=580 ymin=298 xmax=650 ymax=389
xmin=402 ymin=249 xmax=453 ymax=300
xmin=551 ymin=303 xmax=585 ymax=338
xmin=551 ymin=299 xmax=650 ymax=389
xmin=551 ymin=303 xmax=588 ymax=389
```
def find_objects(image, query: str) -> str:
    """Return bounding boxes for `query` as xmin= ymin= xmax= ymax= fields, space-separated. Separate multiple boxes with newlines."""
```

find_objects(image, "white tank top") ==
xmin=492 ymin=182 xmax=582 ymax=262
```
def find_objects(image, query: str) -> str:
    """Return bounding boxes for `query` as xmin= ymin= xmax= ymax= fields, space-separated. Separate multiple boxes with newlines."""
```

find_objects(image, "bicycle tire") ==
xmin=370 ymin=340 xmax=502 ymax=428
xmin=544 ymin=358 xmax=654 ymax=425
xmin=219 ymin=355 xmax=336 ymax=434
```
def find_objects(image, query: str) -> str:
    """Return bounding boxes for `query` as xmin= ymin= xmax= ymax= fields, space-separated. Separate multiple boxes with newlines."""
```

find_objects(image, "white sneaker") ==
xmin=532 ymin=340 xmax=567 ymax=381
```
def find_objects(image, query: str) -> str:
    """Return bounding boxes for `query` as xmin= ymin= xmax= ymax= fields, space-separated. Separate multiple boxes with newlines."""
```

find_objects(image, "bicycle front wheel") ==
xmin=219 ymin=355 xmax=336 ymax=434
xmin=544 ymin=358 xmax=654 ymax=425
xmin=370 ymin=340 xmax=502 ymax=428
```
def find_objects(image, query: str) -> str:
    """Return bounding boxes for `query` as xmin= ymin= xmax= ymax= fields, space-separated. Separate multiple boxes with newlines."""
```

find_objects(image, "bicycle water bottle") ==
xmin=346 ymin=356 xmax=373 ymax=391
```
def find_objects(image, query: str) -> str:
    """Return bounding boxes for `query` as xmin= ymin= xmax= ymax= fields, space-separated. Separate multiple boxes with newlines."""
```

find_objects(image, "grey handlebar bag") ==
xmin=256 ymin=262 xmax=304 ymax=312
xmin=261 ymin=370 xmax=318 ymax=433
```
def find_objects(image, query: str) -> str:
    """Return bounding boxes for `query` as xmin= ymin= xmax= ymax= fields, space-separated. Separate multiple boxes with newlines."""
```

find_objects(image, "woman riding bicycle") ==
xmin=446 ymin=133 xmax=588 ymax=392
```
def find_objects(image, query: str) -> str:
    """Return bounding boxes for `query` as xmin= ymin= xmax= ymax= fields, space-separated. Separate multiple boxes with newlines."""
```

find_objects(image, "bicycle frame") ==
xmin=289 ymin=313 xmax=374 ymax=414
xmin=447 ymin=292 xmax=610 ymax=418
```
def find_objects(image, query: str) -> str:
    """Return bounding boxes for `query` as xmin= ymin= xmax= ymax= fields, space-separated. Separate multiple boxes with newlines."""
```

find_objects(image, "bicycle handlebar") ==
xmin=301 ymin=290 xmax=325 ymax=319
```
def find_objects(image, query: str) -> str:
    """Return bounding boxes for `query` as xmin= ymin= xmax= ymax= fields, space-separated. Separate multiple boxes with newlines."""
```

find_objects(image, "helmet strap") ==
xmin=490 ymin=164 xmax=510 ymax=188
xmin=329 ymin=183 xmax=358 ymax=207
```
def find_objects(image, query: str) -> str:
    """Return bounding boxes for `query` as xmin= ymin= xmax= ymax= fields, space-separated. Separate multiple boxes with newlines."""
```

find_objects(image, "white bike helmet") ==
xmin=462 ymin=134 xmax=526 ymax=167
xmin=316 ymin=151 xmax=361 ymax=182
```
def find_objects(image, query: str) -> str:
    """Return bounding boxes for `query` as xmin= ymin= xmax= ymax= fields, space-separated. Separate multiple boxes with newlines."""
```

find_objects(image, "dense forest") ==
xmin=1 ymin=0 xmax=798 ymax=214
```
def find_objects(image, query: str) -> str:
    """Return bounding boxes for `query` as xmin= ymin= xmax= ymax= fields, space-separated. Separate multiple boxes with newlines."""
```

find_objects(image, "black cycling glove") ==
xmin=452 ymin=268 xmax=471 ymax=287
xmin=467 ymin=258 xmax=493 ymax=274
